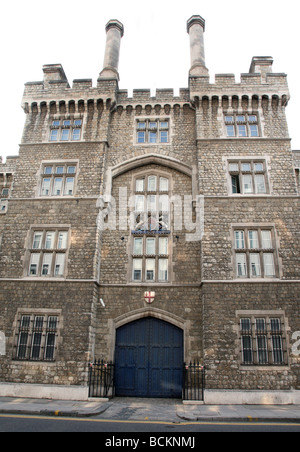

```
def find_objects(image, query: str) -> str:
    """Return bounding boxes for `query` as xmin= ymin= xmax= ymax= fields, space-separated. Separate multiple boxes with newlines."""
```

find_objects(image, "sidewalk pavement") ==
xmin=177 ymin=403 xmax=300 ymax=423
xmin=0 ymin=397 xmax=109 ymax=418
xmin=0 ymin=396 xmax=299 ymax=423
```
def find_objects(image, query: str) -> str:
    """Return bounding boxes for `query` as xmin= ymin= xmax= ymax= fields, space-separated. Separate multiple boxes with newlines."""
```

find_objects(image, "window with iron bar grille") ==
xmin=15 ymin=314 xmax=59 ymax=362
xmin=239 ymin=316 xmax=288 ymax=366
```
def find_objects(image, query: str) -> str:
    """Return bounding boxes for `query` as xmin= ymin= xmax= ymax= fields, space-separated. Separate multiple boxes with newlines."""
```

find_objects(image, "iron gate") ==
xmin=88 ymin=360 xmax=114 ymax=398
xmin=183 ymin=361 xmax=205 ymax=401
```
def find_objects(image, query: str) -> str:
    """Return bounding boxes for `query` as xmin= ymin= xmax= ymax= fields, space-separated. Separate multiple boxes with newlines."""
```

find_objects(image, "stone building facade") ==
xmin=0 ymin=16 xmax=299 ymax=402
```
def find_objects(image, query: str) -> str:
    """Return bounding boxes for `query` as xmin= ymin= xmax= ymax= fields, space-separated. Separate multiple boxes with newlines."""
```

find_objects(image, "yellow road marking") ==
xmin=0 ymin=413 xmax=299 ymax=427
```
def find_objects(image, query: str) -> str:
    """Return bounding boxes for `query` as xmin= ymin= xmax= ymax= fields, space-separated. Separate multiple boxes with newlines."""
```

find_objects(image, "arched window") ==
xmin=131 ymin=172 xmax=171 ymax=283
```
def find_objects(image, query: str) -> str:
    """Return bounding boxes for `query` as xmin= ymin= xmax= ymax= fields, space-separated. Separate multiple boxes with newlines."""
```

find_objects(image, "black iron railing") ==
xmin=89 ymin=360 xmax=205 ymax=400
xmin=183 ymin=362 xmax=205 ymax=401
xmin=88 ymin=360 xmax=114 ymax=398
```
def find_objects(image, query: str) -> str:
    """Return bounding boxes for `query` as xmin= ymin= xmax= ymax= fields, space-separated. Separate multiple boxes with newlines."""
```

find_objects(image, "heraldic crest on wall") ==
xmin=144 ymin=291 xmax=156 ymax=304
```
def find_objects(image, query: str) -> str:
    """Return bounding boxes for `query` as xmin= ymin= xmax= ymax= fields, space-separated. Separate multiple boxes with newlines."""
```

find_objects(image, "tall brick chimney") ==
xmin=187 ymin=15 xmax=209 ymax=77
xmin=99 ymin=19 xmax=124 ymax=81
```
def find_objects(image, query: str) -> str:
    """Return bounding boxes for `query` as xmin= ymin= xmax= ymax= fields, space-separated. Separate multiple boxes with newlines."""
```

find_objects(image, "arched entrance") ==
xmin=114 ymin=317 xmax=183 ymax=398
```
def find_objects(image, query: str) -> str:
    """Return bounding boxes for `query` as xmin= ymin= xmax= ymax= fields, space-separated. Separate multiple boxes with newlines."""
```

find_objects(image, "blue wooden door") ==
xmin=115 ymin=318 xmax=183 ymax=398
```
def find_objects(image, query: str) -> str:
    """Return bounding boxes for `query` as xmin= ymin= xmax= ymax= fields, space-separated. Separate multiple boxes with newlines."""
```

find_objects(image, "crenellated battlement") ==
xmin=117 ymin=88 xmax=190 ymax=105
xmin=0 ymin=155 xmax=18 ymax=172
xmin=189 ymin=72 xmax=289 ymax=106
xmin=22 ymin=70 xmax=289 ymax=115
xmin=20 ymin=21 xmax=290 ymax=147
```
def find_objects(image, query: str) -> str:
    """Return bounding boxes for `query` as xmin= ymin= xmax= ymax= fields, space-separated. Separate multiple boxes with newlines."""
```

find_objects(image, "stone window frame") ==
xmin=37 ymin=160 xmax=79 ymax=198
xmin=129 ymin=169 xmax=173 ymax=284
xmin=134 ymin=117 xmax=171 ymax=145
xmin=231 ymin=224 xmax=282 ymax=280
xmin=12 ymin=308 xmax=62 ymax=363
xmin=49 ymin=118 xmax=83 ymax=142
xmin=234 ymin=310 xmax=290 ymax=369
xmin=224 ymin=113 xmax=260 ymax=138
xmin=0 ymin=172 xmax=13 ymax=197
xmin=0 ymin=171 xmax=13 ymax=214
xmin=132 ymin=235 xmax=170 ymax=283
xmin=24 ymin=225 xmax=71 ymax=279
xmin=227 ymin=158 xmax=270 ymax=195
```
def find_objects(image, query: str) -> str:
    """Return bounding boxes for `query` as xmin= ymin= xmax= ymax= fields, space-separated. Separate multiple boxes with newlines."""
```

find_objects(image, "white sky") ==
xmin=1 ymin=0 xmax=300 ymax=161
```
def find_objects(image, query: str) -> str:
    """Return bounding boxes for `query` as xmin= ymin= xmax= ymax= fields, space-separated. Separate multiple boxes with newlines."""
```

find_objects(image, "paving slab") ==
xmin=0 ymin=397 xmax=110 ymax=417
xmin=177 ymin=403 xmax=300 ymax=423
xmin=0 ymin=397 xmax=299 ymax=423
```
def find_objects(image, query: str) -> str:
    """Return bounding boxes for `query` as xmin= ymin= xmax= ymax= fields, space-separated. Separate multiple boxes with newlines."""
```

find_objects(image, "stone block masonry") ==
xmin=0 ymin=15 xmax=299 ymax=401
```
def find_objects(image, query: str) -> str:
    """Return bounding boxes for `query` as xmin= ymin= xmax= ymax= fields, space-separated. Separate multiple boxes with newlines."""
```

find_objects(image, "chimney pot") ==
xmin=187 ymin=15 xmax=205 ymax=33
xmin=105 ymin=19 xmax=124 ymax=38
